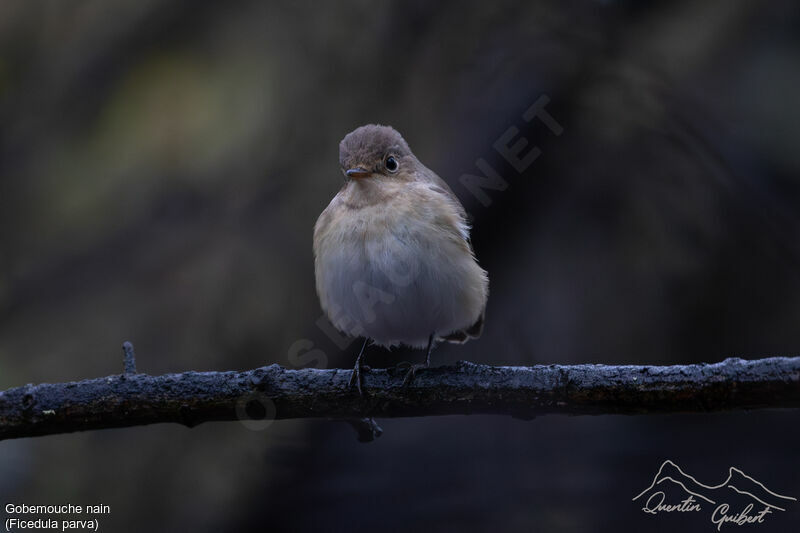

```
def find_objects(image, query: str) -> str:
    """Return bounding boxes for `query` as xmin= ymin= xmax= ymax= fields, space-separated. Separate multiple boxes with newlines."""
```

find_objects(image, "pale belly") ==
xmin=315 ymin=212 xmax=486 ymax=348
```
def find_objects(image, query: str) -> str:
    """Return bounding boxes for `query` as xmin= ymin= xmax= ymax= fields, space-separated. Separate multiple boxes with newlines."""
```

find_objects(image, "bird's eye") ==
xmin=384 ymin=155 xmax=399 ymax=173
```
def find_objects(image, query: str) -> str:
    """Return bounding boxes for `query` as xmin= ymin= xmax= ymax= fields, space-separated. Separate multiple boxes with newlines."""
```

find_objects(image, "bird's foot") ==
xmin=347 ymin=338 xmax=371 ymax=395
xmin=401 ymin=362 xmax=429 ymax=387
xmin=348 ymin=364 xmax=371 ymax=395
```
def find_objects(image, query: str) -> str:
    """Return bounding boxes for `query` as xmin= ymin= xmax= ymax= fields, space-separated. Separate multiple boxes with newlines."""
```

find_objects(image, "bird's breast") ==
xmin=314 ymin=194 xmax=487 ymax=348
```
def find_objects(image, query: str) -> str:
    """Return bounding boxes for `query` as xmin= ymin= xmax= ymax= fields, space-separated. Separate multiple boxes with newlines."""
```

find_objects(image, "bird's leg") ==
xmin=348 ymin=338 xmax=370 ymax=395
xmin=402 ymin=333 xmax=435 ymax=386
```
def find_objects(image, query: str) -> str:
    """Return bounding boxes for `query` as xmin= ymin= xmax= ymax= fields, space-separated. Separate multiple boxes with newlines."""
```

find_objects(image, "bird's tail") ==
xmin=439 ymin=311 xmax=484 ymax=344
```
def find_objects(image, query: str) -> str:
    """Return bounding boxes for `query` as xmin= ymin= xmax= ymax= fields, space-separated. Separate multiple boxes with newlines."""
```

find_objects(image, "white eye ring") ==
xmin=384 ymin=155 xmax=399 ymax=173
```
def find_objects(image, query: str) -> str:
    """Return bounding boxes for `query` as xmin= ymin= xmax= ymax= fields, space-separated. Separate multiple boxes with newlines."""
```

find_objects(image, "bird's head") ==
xmin=338 ymin=124 xmax=414 ymax=182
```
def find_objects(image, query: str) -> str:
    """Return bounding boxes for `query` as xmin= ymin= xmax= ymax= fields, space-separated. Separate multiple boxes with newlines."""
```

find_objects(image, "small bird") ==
xmin=313 ymin=124 xmax=489 ymax=392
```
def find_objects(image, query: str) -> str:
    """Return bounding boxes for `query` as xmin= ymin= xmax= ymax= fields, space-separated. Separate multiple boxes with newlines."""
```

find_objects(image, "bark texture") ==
xmin=1 ymin=357 xmax=799 ymax=441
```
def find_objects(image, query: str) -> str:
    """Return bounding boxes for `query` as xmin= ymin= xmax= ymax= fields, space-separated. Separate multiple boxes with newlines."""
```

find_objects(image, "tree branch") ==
xmin=1 ymin=356 xmax=798 ymax=442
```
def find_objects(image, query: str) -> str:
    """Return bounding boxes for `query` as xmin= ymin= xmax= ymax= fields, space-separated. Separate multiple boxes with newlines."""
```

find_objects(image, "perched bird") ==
xmin=313 ymin=124 xmax=489 ymax=392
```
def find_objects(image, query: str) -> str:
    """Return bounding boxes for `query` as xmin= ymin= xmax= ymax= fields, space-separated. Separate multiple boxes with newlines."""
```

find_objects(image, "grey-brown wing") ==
xmin=415 ymin=159 xmax=468 ymax=222
xmin=415 ymin=159 xmax=473 ymax=248
xmin=415 ymin=161 xmax=486 ymax=343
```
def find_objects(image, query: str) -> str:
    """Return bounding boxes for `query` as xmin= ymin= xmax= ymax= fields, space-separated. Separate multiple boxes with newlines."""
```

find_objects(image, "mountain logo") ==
xmin=633 ymin=460 xmax=796 ymax=529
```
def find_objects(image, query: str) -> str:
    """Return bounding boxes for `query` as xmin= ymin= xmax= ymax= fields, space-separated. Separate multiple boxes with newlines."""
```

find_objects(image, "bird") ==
xmin=313 ymin=124 xmax=489 ymax=392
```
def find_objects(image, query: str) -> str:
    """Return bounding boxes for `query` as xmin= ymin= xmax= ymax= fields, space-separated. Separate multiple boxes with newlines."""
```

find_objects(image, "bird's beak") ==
xmin=346 ymin=167 xmax=371 ymax=179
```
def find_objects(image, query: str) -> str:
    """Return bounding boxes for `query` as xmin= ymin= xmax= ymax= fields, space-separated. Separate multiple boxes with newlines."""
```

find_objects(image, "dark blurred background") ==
xmin=1 ymin=0 xmax=799 ymax=531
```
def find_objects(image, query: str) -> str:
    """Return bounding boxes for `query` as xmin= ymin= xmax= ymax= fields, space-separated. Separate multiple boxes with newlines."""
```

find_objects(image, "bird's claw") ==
xmin=347 ymin=338 xmax=371 ymax=396
xmin=348 ymin=364 xmax=371 ymax=395
xmin=402 ymin=363 xmax=428 ymax=387
xmin=348 ymin=365 xmax=362 ymax=395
